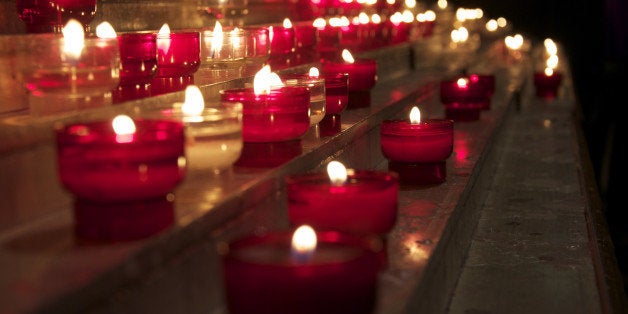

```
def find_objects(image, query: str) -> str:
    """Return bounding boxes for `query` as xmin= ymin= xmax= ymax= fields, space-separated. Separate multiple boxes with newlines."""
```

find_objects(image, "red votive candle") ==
xmin=533 ymin=69 xmax=562 ymax=99
xmin=381 ymin=107 xmax=454 ymax=184
xmin=469 ymin=73 xmax=495 ymax=110
xmin=440 ymin=77 xmax=486 ymax=121
xmin=55 ymin=115 xmax=186 ymax=202
xmin=222 ymin=228 xmax=382 ymax=314
xmin=155 ymin=27 xmax=201 ymax=78
xmin=117 ymin=32 xmax=158 ymax=86
xmin=286 ymin=163 xmax=398 ymax=235
xmin=321 ymin=50 xmax=377 ymax=92
xmin=321 ymin=73 xmax=349 ymax=114
xmin=220 ymin=86 xmax=310 ymax=142
xmin=269 ymin=20 xmax=296 ymax=55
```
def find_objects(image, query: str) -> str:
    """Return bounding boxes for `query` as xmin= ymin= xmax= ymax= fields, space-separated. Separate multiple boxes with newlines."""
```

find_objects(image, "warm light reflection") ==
xmin=308 ymin=67 xmax=320 ymax=77
xmin=544 ymin=67 xmax=554 ymax=76
xmin=327 ymin=160 xmax=348 ymax=186
xmin=95 ymin=22 xmax=117 ymax=39
xmin=341 ymin=49 xmax=355 ymax=63
xmin=283 ymin=18 xmax=293 ymax=28
xmin=112 ymin=115 xmax=136 ymax=143
xmin=62 ymin=19 xmax=85 ymax=60
xmin=403 ymin=235 xmax=430 ymax=263
xmin=409 ymin=106 xmax=421 ymax=124
xmin=291 ymin=225 xmax=317 ymax=263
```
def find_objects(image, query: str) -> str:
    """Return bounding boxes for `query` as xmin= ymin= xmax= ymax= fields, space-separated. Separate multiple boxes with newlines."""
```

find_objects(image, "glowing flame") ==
xmin=327 ymin=160 xmax=348 ymax=185
xmin=313 ymin=18 xmax=326 ymax=29
xmin=546 ymin=54 xmax=559 ymax=69
xmin=62 ymin=19 xmax=85 ymax=60
xmin=409 ymin=106 xmax=421 ymax=124
xmin=253 ymin=65 xmax=283 ymax=95
xmin=181 ymin=85 xmax=205 ymax=116
xmin=157 ymin=23 xmax=171 ymax=54
xmin=544 ymin=67 xmax=554 ymax=76
xmin=451 ymin=27 xmax=469 ymax=43
xmin=405 ymin=0 xmax=416 ymax=8
xmin=158 ymin=23 xmax=171 ymax=35
xmin=386 ymin=0 xmax=395 ymax=5
xmin=95 ymin=22 xmax=117 ymax=39
xmin=211 ymin=21 xmax=224 ymax=56
xmin=230 ymin=27 xmax=242 ymax=49
xmin=291 ymin=225 xmax=317 ymax=263
xmin=390 ymin=12 xmax=403 ymax=25
xmin=371 ymin=14 xmax=382 ymax=24
xmin=456 ymin=78 xmax=469 ymax=88
xmin=437 ymin=0 xmax=447 ymax=9
xmin=308 ymin=67 xmax=320 ymax=77
xmin=544 ymin=38 xmax=558 ymax=55
xmin=504 ymin=34 xmax=523 ymax=50
xmin=283 ymin=18 xmax=293 ymax=28
xmin=341 ymin=49 xmax=355 ymax=63
xmin=112 ymin=115 xmax=136 ymax=143
xmin=358 ymin=12 xmax=370 ymax=24
xmin=486 ymin=19 xmax=498 ymax=32
xmin=497 ymin=17 xmax=507 ymax=27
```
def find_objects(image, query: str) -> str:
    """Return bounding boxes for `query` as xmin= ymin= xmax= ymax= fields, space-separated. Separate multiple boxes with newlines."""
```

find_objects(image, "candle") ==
xmin=321 ymin=49 xmax=377 ymax=92
xmin=235 ymin=140 xmax=302 ymax=168
xmin=242 ymin=26 xmax=271 ymax=71
xmin=533 ymin=67 xmax=563 ymax=99
xmin=74 ymin=196 xmax=175 ymax=241
xmin=220 ymin=65 xmax=310 ymax=142
xmin=158 ymin=85 xmax=243 ymax=171
xmin=269 ymin=18 xmax=296 ymax=55
xmin=280 ymin=68 xmax=326 ymax=125
xmin=313 ymin=18 xmax=340 ymax=60
xmin=307 ymin=67 xmax=348 ymax=115
xmin=221 ymin=226 xmax=382 ymax=314
xmin=55 ymin=115 xmax=186 ymax=202
xmin=469 ymin=73 xmax=495 ymax=110
xmin=319 ymin=114 xmax=342 ymax=137
xmin=21 ymin=20 xmax=120 ymax=116
xmin=200 ymin=21 xmax=247 ymax=70
xmin=16 ymin=0 xmax=97 ymax=33
xmin=116 ymin=31 xmax=158 ymax=87
xmin=286 ymin=161 xmax=398 ymax=235
xmin=381 ymin=106 xmax=454 ymax=184
xmin=439 ymin=76 xmax=486 ymax=121
xmin=153 ymin=23 xmax=200 ymax=80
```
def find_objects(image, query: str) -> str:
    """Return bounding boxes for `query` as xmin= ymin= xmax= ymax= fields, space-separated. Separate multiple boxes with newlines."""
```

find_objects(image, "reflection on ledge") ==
xmin=235 ymin=140 xmax=302 ymax=168
xmin=319 ymin=114 xmax=342 ymax=137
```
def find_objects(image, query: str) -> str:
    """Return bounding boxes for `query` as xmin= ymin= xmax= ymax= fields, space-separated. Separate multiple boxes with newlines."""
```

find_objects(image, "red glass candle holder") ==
xmin=16 ymin=0 xmax=97 ymax=33
xmin=440 ymin=78 xmax=486 ymax=121
xmin=55 ymin=119 xmax=186 ymax=202
xmin=281 ymin=74 xmax=326 ymax=125
xmin=222 ymin=229 xmax=382 ymax=314
xmin=242 ymin=26 xmax=271 ymax=68
xmin=286 ymin=170 xmax=399 ymax=235
xmin=294 ymin=21 xmax=317 ymax=49
xmin=269 ymin=25 xmax=296 ymax=55
xmin=74 ymin=196 xmax=174 ymax=241
xmin=321 ymin=58 xmax=377 ymax=92
xmin=321 ymin=73 xmax=349 ymax=114
xmin=155 ymin=31 xmax=201 ymax=78
xmin=315 ymin=25 xmax=340 ymax=59
xmin=220 ymin=86 xmax=310 ymax=142
xmin=533 ymin=71 xmax=563 ymax=99
xmin=469 ymin=73 xmax=495 ymax=110
xmin=381 ymin=119 xmax=454 ymax=184
xmin=117 ymin=32 xmax=158 ymax=86
xmin=235 ymin=140 xmax=302 ymax=168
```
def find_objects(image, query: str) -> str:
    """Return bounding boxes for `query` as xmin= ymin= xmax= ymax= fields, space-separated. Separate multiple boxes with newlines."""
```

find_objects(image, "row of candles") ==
xmin=39 ymin=6 xmax=564 ymax=313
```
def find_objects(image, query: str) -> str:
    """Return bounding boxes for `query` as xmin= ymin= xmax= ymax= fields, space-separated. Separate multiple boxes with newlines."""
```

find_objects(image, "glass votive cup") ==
xmin=281 ymin=74 xmax=326 ymax=125
xmin=220 ymin=229 xmax=382 ymax=314
xmin=156 ymin=31 xmax=201 ymax=78
xmin=321 ymin=58 xmax=377 ymax=92
xmin=200 ymin=27 xmax=247 ymax=70
xmin=269 ymin=24 xmax=296 ymax=55
xmin=55 ymin=117 xmax=186 ymax=203
xmin=157 ymin=101 xmax=244 ymax=172
xmin=220 ymin=86 xmax=311 ymax=143
xmin=20 ymin=34 xmax=121 ymax=116
xmin=242 ymin=26 xmax=271 ymax=68
xmin=533 ymin=70 xmax=563 ymax=99
xmin=320 ymin=73 xmax=349 ymax=115
xmin=117 ymin=32 xmax=158 ymax=86
xmin=16 ymin=0 xmax=97 ymax=33
xmin=439 ymin=77 xmax=487 ymax=122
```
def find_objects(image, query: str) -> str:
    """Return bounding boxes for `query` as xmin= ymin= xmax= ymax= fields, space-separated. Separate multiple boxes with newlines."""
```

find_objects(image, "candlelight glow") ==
xmin=157 ymin=23 xmax=171 ymax=54
xmin=209 ymin=21 xmax=224 ymax=57
xmin=497 ymin=17 xmax=507 ymax=27
xmin=486 ymin=19 xmax=498 ymax=32
xmin=437 ymin=0 xmax=447 ymax=9
xmin=390 ymin=12 xmax=403 ymax=25
xmin=158 ymin=23 xmax=171 ymax=35
xmin=308 ymin=67 xmax=320 ymax=77
xmin=457 ymin=78 xmax=469 ymax=88
xmin=358 ymin=12 xmax=370 ymax=24
xmin=544 ymin=38 xmax=558 ymax=55
xmin=409 ymin=106 xmax=421 ymax=124
xmin=505 ymin=34 xmax=523 ymax=50
xmin=95 ymin=22 xmax=117 ymax=39
xmin=112 ymin=115 xmax=136 ymax=143
xmin=544 ymin=67 xmax=554 ymax=76
xmin=253 ymin=65 xmax=283 ymax=95
xmin=230 ymin=27 xmax=242 ymax=49
xmin=291 ymin=225 xmax=317 ymax=259
xmin=283 ymin=18 xmax=293 ymax=28
xmin=402 ymin=10 xmax=414 ymax=23
xmin=371 ymin=14 xmax=382 ymax=24
xmin=546 ymin=54 xmax=559 ymax=69
xmin=386 ymin=0 xmax=395 ymax=5
xmin=181 ymin=85 xmax=205 ymax=117
xmin=416 ymin=10 xmax=436 ymax=22
xmin=62 ymin=19 xmax=85 ymax=60
xmin=313 ymin=18 xmax=326 ymax=29
xmin=341 ymin=49 xmax=355 ymax=63
xmin=451 ymin=27 xmax=469 ymax=43
xmin=327 ymin=160 xmax=348 ymax=185
xmin=405 ymin=0 xmax=416 ymax=8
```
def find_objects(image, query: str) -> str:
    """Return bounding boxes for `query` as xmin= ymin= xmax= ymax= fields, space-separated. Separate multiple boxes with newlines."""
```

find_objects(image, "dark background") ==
xmin=456 ymin=0 xmax=628 ymax=293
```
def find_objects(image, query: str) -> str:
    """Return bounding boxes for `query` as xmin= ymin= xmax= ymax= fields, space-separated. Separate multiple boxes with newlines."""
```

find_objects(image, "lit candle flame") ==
xmin=402 ymin=10 xmax=414 ymax=23
xmin=371 ymin=14 xmax=382 ymax=24
xmin=181 ymin=85 xmax=205 ymax=117
xmin=544 ymin=67 xmax=554 ymax=76
xmin=456 ymin=78 xmax=469 ymax=88
xmin=546 ymin=54 xmax=559 ymax=69
xmin=390 ymin=12 xmax=403 ymax=25
xmin=253 ymin=65 xmax=284 ymax=95
xmin=497 ymin=17 xmax=507 ymax=27
xmin=486 ymin=19 xmax=498 ymax=32
xmin=451 ymin=26 xmax=469 ymax=43
xmin=358 ymin=12 xmax=370 ymax=24
xmin=157 ymin=23 xmax=171 ymax=54
xmin=283 ymin=18 xmax=293 ymax=28
xmin=62 ymin=19 xmax=85 ymax=61
xmin=410 ymin=106 xmax=421 ymax=124
xmin=308 ymin=67 xmax=320 ymax=77
xmin=211 ymin=21 xmax=224 ymax=57
xmin=544 ymin=38 xmax=558 ymax=55
xmin=291 ymin=225 xmax=317 ymax=263
xmin=95 ymin=22 xmax=117 ymax=39
xmin=112 ymin=115 xmax=136 ymax=143
xmin=327 ymin=160 xmax=348 ymax=186
xmin=341 ymin=49 xmax=355 ymax=64
xmin=437 ymin=0 xmax=447 ymax=9
xmin=313 ymin=18 xmax=326 ymax=29
xmin=504 ymin=34 xmax=523 ymax=50
xmin=158 ymin=23 xmax=171 ymax=35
